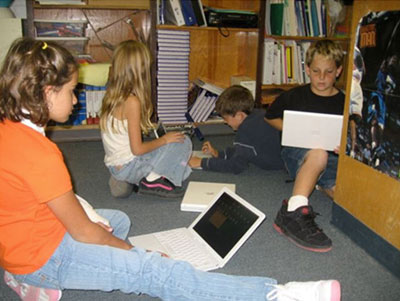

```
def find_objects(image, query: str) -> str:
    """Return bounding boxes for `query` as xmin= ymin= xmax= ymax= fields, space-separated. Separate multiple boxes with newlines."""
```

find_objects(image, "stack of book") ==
xmin=262 ymin=39 xmax=311 ymax=85
xmin=157 ymin=29 xmax=190 ymax=124
xmin=266 ymin=0 xmax=326 ymax=37
xmin=186 ymin=79 xmax=223 ymax=123
xmin=158 ymin=0 xmax=207 ymax=27
xmin=36 ymin=0 xmax=85 ymax=4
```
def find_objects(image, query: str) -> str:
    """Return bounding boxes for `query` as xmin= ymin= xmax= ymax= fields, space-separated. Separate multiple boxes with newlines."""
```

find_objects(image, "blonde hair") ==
xmin=306 ymin=39 xmax=344 ymax=68
xmin=100 ymin=40 xmax=152 ymax=133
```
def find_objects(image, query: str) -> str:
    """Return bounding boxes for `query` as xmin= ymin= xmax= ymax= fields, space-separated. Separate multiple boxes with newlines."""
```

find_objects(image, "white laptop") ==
xmin=153 ymin=122 xmax=194 ymax=138
xmin=181 ymin=181 xmax=236 ymax=212
xmin=282 ymin=110 xmax=344 ymax=151
xmin=129 ymin=187 xmax=265 ymax=271
xmin=191 ymin=150 xmax=212 ymax=159
xmin=190 ymin=151 xmax=212 ymax=170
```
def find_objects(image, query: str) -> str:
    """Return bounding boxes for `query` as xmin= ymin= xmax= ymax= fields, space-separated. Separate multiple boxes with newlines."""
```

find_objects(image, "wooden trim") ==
xmin=255 ymin=0 xmax=266 ymax=107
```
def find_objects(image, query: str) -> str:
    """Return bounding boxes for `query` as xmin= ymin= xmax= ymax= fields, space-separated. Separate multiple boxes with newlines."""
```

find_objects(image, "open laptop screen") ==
xmin=193 ymin=192 xmax=259 ymax=258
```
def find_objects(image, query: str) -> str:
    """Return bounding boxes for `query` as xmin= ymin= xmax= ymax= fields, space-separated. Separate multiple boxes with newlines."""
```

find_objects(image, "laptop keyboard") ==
xmin=154 ymin=228 xmax=216 ymax=270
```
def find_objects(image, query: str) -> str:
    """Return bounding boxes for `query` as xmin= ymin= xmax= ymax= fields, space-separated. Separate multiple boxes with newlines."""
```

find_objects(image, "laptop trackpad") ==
xmin=129 ymin=234 xmax=168 ymax=255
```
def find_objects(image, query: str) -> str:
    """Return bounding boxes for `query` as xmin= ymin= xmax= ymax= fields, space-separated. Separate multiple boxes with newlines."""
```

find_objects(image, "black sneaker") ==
xmin=274 ymin=200 xmax=332 ymax=252
xmin=138 ymin=177 xmax=185 ymax=198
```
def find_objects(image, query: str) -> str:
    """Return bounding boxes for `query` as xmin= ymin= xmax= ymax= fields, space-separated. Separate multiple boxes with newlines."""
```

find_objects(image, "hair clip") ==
xmin=42 ymin=42 xmax=48 ymax=50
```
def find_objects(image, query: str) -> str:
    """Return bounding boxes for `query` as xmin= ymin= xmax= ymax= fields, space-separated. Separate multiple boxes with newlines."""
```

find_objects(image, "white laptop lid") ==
xmin=129 ymin=187 xmax=265 ymax=270
xmin=187 ymin=187 xmax=265 ymax=269
xmin=282 ymin=110 xmax=343 ymax=151
xmin=181 ymin=181 xmax=236 ymax=212
xmin=191 ymin=150 xmax=212 ymax=159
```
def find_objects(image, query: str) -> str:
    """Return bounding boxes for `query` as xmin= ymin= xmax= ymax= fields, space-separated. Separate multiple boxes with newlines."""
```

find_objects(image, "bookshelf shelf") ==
xmin=261 ymin=83 xmax=299 ymax=90
xmin=158 ymin=24 xmax=258 ymax=33
xmin=33 ymin=0 xmax=150 ymax=10
xmin=46 ymin=124 xmax=99 ymax=131
xmin=264 ymin=35 xmax=349 ymax=41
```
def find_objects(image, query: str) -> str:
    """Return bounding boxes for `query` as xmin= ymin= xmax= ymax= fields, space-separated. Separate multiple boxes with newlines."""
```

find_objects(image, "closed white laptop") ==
xmin=181 ymin=181 xmax=236 ymax=212
xmin=128 ymin=187 xmax=265 ymax=271
xmin=282 ymin=110 xmax=344 ymax=151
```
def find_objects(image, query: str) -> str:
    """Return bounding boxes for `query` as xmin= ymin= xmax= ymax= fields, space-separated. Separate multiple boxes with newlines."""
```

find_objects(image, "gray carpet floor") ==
xmin=1 ymin=126 xmax=399 ymax=300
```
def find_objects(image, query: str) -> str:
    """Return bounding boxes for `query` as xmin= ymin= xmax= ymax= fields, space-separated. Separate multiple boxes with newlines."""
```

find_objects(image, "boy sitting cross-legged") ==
xmin=189 ymin=85 xmax=284 ymax=173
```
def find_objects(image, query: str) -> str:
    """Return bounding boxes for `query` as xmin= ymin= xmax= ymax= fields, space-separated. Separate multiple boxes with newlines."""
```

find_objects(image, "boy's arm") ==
xmin=200 ymin=145 xmax=254 ymax=174
xmin=264 ymin=117 xmax=283 ymax=131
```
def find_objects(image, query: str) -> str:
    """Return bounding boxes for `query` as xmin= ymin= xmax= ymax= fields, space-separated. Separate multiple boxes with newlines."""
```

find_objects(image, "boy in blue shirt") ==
xmin=265 ymin=40 xmax=345 ymax=253
xmin=189 ymin=85 xmax=283 ymax=173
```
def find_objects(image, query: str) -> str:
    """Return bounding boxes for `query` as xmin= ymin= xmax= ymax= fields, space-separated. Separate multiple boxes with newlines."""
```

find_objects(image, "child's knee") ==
xmin=306 ymin=149 xmax=328 ymax=168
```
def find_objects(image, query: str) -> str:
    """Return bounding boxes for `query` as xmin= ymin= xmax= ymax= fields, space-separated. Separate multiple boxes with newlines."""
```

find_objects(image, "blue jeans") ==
xmin=109 ymin=136 xmax=192 ymax=187
xmin=281 ymin=146 xmax=338 ymax=189
xmin=12 ymin=209 xmax=278 ymax=300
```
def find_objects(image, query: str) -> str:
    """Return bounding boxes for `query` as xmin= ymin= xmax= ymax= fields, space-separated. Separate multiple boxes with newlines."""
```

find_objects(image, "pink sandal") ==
xmin=4 ymin=271 xmax=62 ymax=301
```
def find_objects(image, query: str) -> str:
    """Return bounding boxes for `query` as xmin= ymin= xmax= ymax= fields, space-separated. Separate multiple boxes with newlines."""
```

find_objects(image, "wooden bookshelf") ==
xmin=157 ymin=0 xmax=261 ymax=90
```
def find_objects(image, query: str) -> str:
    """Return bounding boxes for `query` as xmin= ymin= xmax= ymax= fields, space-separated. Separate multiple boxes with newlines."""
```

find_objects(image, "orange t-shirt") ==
xmin=0 ymin=120 xmax=71 ymax=274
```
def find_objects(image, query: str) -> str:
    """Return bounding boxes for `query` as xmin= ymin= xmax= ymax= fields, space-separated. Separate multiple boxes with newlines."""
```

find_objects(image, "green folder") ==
xmin=270 ymin=2 xmax=284 ymax=36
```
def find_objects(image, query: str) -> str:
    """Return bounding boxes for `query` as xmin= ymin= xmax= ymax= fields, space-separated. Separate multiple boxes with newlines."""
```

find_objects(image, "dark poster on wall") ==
xmin=346 ymin=10 xmax=400 ymax=181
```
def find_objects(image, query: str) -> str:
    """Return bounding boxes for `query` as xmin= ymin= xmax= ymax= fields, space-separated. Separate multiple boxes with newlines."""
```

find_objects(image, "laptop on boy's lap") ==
xmin=129 ymin=187 xmax=265 ymax=271
xmin=281 ymin=110 xmax=344 ymax=151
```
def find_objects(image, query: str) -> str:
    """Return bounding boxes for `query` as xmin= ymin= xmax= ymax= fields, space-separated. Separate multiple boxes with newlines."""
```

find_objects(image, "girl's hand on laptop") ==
xmin=162 ymin=132 xmax=185 ymax=144
xmin=202 ymin=141 xmax=218 ymax=157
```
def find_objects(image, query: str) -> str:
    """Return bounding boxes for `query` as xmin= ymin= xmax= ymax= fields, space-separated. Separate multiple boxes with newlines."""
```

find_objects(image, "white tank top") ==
xmin=101 ymin=116 xmax=135 ymax=167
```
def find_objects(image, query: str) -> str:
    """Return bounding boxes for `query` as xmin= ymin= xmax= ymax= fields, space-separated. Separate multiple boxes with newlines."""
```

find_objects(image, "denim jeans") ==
xmin=109 ymin=135 xmax=192 ymax=187
xmin=281 ymin=146 xmax=338 ymax=189
xmin=13 ymin=209 xmax=278 ymax=301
